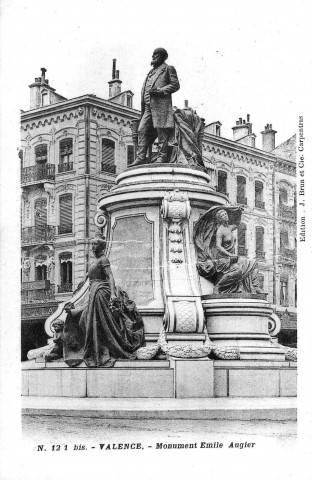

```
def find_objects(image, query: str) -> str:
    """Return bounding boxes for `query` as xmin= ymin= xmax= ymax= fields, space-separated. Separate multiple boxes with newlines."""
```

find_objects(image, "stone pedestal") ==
xmin=37 ymin=164 xmax=296 ymax=404
xmin=169 ymin=358 xmax=214 ymax=398
xmin=95 ymin=164 xmax=226 ymax=342
xmin=203 ymin=295 xmax=286 ymax=360
xmin=213 ymin=360 xmax=297 ymax=397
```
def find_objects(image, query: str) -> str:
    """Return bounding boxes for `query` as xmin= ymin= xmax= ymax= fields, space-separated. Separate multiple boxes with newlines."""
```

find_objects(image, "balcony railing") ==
xmin=21 ymin=284 xmax=55 ymax=304
xmin=237 ymin=196 xmax=247 ymax=205
xmin=278 ymin=203 xmax=296 ymax=219
xmin=58 ymin=162 xmax=74 ymax=173
xmin=101 ymin=162 xmax=116 ymax=174
xmin=255 ymin=200 xmax=265 ymax=210
xmin=256 ymin=250 xmax=266 ymax=260
xmin=21 ymin=280 xmax=51 ymax=291
xmin=58 ymin=283 xmax=73 ymax=293
xmin=279 ymin=247 xmax=297 ymax=262
xmin=21 ymin=164 xmax=55 ymax=184
xmin=21 ymin=225 xmax=55 ymax=245
xmin=238 ymin=246 xmax=248 ymax=256
xmin=57 ymin=223 xmax=73 ymax=235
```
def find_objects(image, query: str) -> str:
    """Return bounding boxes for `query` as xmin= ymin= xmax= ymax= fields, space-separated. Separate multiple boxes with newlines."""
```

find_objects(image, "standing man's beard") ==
xmin=151 ymin=59 xmax=163 ymax=68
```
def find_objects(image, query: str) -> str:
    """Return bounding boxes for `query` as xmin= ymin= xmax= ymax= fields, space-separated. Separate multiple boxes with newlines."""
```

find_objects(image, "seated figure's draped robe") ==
xmin=63 ymin=256 xmax=145 ymax=367
xmin=194 ymin=206 xmax=261 ymax=294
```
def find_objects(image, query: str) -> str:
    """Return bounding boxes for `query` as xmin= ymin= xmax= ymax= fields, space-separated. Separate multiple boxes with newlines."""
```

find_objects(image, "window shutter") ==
xmin=280 ymin=230 xmax=289 ymax=248
xmin=218 ymin=171 xmax=227 ymax=194
xmin=238 ymin=223 xmax=246 ymax=248
xmin=59 ymin=194 xmax=72 ymax=232
xmin=237 ymin=176 xmax=246 ymax=197
xmin=279 ymin=188 xmax=288 ymax=204
xmin=256 ymin=226 xmax=264 ymax=252
xmin=255 ymin=181 xmax=263 ymax=201
xmin=34 ymin=199 xmax=47 ymax=227
xmin=127 ymin=145 xmax=134 ymax=166
xmin=258 ymin=274 xmax=264 ymax=290
xmin=102 ymin=139 xmax=115 ymax=173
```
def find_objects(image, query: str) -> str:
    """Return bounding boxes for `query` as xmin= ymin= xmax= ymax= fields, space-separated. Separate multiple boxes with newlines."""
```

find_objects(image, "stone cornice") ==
xmin=203 ymin=133 xmax=296 ymax=174
xmin=21 ymin=95 xmax=141 ymax=130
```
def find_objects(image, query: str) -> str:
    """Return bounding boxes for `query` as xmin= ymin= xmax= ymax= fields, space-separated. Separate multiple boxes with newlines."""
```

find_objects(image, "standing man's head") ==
xmin=151 ymin=48 xmax=168 ymax=68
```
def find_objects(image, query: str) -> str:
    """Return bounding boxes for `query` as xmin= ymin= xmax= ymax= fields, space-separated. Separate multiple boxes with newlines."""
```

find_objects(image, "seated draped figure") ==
xmin=194 ymin=205 xmax=263 ymax=294
xmin=62 ymin=234 xmax=146 ymax=367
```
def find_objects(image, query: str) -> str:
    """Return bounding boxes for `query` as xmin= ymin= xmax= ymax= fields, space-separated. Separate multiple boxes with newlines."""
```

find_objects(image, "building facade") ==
xmin=20 ymin=66 xmax=296 ymax=359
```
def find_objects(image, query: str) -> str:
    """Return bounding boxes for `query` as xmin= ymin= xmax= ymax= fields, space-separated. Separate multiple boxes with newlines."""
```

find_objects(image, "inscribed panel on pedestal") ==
xmin=109 ymin=215 xmax=153 ymax=305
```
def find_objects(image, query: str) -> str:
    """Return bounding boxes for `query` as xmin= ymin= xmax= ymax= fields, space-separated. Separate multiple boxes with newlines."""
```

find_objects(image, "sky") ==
xmin=1 ymin=0 xmax=311 ymax=148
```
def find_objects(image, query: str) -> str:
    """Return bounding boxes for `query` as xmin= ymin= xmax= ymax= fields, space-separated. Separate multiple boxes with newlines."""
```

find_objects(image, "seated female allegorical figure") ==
xmin=194 ymin=205 xmax=263 ymax=294
xmin=62 ymin=234 xmax=145 ymax=367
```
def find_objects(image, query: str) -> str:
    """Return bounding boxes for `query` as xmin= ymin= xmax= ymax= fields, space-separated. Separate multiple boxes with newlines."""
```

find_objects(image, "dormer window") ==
xmin=41 ymin=91 xmax=49 ymax=106
xmin=127 ymin=95 xmax=132 ymax=108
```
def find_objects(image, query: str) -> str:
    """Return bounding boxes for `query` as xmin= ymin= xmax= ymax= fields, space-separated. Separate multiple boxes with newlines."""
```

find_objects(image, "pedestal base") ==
xmin=203 ymin=296 xmax=286 ymax=360
xmin=22 ymin=357 xmax=296 ymax=398
xmin=169 ymin=358 xmax=214 ymax=398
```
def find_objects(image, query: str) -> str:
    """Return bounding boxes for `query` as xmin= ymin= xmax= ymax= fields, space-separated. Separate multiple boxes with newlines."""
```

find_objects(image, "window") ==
xmin=258 ymin=273 xmax=264 ymax=291
xmin=280 ymin=230 xmax=289 ymax=249
xmin=127 ymin=145 xmax=134 ymax=166
xmin=34 ymin=199 xmax=47 ymax=241
xmin=216 ymin=125 xmax=221 ymax=137
xmin=35 ymin=265 xmax=47 ymax=281
xmin=255 ymin=181 xmax=265 ymax=209
xmin=238 ymin=222 xmax=247 ymax=256
xmin=255 ymin=226 xmax=265 ymax=260
xmin=59 ymin=194 xmax=72 ymax=234
xmin=280 ymin=276 xmax=288 ymax=306
xmin=237 ymin=176 xmax=247 ymax=204
xmin=42 ymin=92 xmax=49 ymax=106
xmin=59 ymin=138 xmax=73 ymax=172
xmin=126 ymin=95 xmax=132 ymax=108
xmin=101 ymin=139 xmax=116 ymax=174
xmin=217 ymin=171 xmax=227 ymax=195
xmin=35 ymin=254 xmax=48 ymax=281
xmin=279 ymin=187 xmax=288 ymax=204
xmin=19 ymin=149 xmax=23 ymax=169
xmin=35 ymin=144 xmax=48 ymax=164
xmin=58 ymin=252 xmax=73 ymax=293
xmin=295 ymin=282 xmax=297 ymax=308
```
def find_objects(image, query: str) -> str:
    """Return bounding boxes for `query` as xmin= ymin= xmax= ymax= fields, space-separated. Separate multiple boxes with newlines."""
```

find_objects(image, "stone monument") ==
xmin=23 ymin=49 xmax=296 ymax=399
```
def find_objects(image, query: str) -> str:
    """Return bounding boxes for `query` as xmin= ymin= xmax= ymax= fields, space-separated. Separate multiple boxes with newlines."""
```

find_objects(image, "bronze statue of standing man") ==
xmin=130 ymin=48 xmax=180 ymax=166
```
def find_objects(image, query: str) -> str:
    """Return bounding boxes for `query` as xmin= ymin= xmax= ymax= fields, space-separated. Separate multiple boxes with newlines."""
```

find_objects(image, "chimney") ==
xmin=261 ymin=123 xmax=277 ymax=152
xmin=232 ymin=114 xmax=253 ymax=141
xmin=29 ymin=68 xmax=67 ymax=110
xmin=108 ymin=59 xmax=122 ymax=98
xmin=41 ymin=68 xmax=47 ymax=84
xmin=184 ymin=100 xmax=189 ymax=108
xmin=112 ymin=59 xmax=116 ymax=79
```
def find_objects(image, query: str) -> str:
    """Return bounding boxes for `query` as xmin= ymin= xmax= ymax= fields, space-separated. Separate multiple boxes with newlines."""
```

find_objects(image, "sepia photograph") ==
xmin=1 ymin=0 xmax=311 ymax=479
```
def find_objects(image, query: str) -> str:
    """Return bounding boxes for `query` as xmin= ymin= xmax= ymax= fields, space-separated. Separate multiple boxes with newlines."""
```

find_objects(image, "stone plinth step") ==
xmin=22 ymin=359 xmax=170 ymax=369
xmin=22 ymin=365 xmax=175 ymax=398
xmin=22 ymin=396 xmax=297 ymax=421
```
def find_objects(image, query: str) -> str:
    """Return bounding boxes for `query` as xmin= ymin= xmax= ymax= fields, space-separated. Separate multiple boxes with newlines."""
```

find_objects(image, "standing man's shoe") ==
xmin=129 ymin=158 xmax=147 ymax=167
xmin=154 ymin=157 xmax=167 ymax=164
